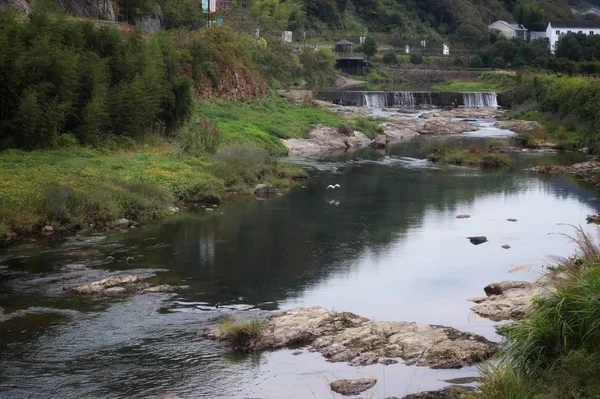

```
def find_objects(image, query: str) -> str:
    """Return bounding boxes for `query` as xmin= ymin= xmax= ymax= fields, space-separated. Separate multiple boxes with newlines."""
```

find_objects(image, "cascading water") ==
xmin=393 ymin=92 xmax=416 ymax=107
xmin=362 ymin=92 xmax=388 ymax=108
xmin=462 ymin=92 xmax=498 ymax=108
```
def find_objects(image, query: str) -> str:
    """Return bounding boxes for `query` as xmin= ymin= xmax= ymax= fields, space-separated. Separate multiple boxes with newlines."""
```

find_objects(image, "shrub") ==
xmin=481 ymin=153 xmax=513 ymax=168
xmin=176 ymin=118 xmax=222 ymax=156
xmin=469 ymin=55 xmax=484 ymax=68
xmin=53 ymin=134 xmax=79 ymax=149
xmin=363 ymin=36 xmax=378 ymax=59
xmin=382 ymin=52 xmax=398 ymax=64
xmin=214 ymin=144 xmax=271 ymax=188
xmin=487 ymin=139 xmax=505 ymax=153
xmin=492 ymin=56 xmax=506 ymax=68
xmin=410 ymin=53 xmax=424 ymax=65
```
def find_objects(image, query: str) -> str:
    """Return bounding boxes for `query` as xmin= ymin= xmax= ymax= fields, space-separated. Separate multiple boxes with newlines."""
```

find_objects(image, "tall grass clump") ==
xmin=219 ymin=319 xmax=266 ymax=351
xmin=176 ymin=118 xmax=222 ymax=156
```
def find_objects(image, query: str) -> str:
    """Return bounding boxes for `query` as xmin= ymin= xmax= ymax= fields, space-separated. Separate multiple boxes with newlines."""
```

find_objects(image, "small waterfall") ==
xmin=462 ymin=92 xmax=498 ymax=108
xmin=362 ymin=92 xmax=388 ymax=108
xmin=392 ymin=92 xmax=416 ymax=107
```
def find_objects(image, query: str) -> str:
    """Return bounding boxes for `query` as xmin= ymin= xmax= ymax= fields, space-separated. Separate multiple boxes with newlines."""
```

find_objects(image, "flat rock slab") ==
xmin=283 ymin=125 xmax=371 ymax=156
xmin=204 ymin=306 xmax=497 ymax=368
xmin=330 ymin=379 xmax=377 ymax=396
xmin=470 ymin=280 xmax=555 ymax=322
xmin=402 ymin=385 xmax=478 ymax=398
xmin=494 ymin=120 xmax=543 ymax=133
xmin=420 ymin=120 xmax=477 ymax=135
xmin=525 ymin=161 xmax=600 ymax=178
xmin=69 ymin=274 xmax=184 ymax=296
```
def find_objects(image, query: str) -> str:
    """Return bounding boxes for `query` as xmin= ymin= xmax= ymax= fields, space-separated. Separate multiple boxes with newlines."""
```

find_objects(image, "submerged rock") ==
xmin=467 ymin=236 xmax=487 ymax=245
xmin=507 ymin=218 xmax=518 ymax=222
xmin=525 ymin=161 xmax=600 ymax=179
xmin=254 ymin=184 xmax=277 ymax=197
xmin=204 ymin=306 xmax=497 ymax=368
xmin=402 ymin=385 xmax=478 ymax=398
xmin=470 ymin=280 xmax=555 ymax=322
xmin=456 ymin=214 xmax=471 ymax=219
xmin=65 ymin=249 xmax=102 ymax=258
xmin=501 ymin=245 xmax=511 ymax=249
xmin=70 ymin=274 xmax=149 ymax=294
xmin=330 ymin=379 xmax=377 ymax=396
xmin=586 ymin=214 xmax=600 ymax=223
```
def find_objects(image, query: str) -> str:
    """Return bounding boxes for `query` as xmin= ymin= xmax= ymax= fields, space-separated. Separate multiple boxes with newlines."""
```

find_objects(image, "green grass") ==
xmin=427 ymin=144 xmax=514 ymax=168
xmin=194 ymin=96 xmax=343 ymax=156
xmin=432 ymin=80 xmax=504 ymax=92
xmin=0 ymin=139 xmax=304 ymax=245
xmin=219 ymin=319 xmax=266 ymax=351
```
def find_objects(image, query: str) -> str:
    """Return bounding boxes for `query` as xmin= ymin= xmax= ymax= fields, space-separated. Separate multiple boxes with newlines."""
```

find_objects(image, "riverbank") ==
xmin=475 ymin=226 xmax=600 ymax=398
xmin=0 ymin=141 xmax=304 ymax=246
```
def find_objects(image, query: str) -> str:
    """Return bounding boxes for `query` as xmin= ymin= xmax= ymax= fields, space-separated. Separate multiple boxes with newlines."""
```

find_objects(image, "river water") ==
xmin=1 ymin=123 xmax=599 ymax=398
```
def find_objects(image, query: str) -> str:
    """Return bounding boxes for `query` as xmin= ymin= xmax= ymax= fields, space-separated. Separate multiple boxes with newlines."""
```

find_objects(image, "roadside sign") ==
xmin=202 ymin=0 xmax=208 ymax=13
xmin=210 ymin=0 xmax=216 ymax=13
xmin=217 ymin=17 xmax=223 ymax=26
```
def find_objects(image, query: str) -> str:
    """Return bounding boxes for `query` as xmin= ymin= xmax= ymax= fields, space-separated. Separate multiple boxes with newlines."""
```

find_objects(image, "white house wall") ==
xmin=547 ymin=23 xmax=600 ymax=53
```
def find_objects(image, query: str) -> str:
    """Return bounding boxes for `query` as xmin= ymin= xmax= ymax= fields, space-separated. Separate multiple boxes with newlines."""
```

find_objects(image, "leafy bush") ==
xmin=410 ymin=53 xmax=424 ymax=65
xmin=363 ymin=36 xmax=378 ymax=58
xmin=53 ymin=134 xmax=79 ymax=149
xmin=382 ymin=52 xmax=398 ymax=64
xmin=469 ymin=55 xmax=484 ymax=68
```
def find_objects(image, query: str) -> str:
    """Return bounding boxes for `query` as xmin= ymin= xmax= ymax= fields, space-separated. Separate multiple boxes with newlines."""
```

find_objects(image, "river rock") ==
xmin=501 ymin=245 xmax=511 ymax=249
xmin=456 ymin=214 xmax=470 ymax=219
xmin=65 ymin=249 xmax=102 ymax=258
xmin=507 ymin=218 xmax=518 ymax=222
xmin=494 ymin=120 xmax=543 ymax=133
xmin=113 ymin=218 xmax=131 ymax=228
xmin=525 ymin=161 xmax=600 ymax=180
xmin=254 ymin=184 xmax=277 ymax=196
xmin=587 ymin=214 xmax=600 ymax=223
xmin=204 ymin=306 xmax=497 ymax=368
xmin=381 ymin=121 xmax=422 ymax=141
xmin=60 ymin=264 xmax=86 ymax=271
xmin=467 ymin=236 xmax=487 ymax=245
xmin=330 ymin=379 xmax=377 ymax=396
xmin=42 ymin=225 xmax=54 ymax=234
xmin=432 ymin=108 xmax=499 ymax=119
xmin=402 ymin=385 xmax=477 ymax=399
xmin=283 ymin=125 xmax=371 ymax=156
xmin=370 ymin=134 xmax=388 ymax=149
xmin=167 ymin=206 xmax=180 ymax=214
xmin=419 ymin=120 xmax=477 ymax=135
xmin=470 ymin=280 xmax=555 ymax=322
xmin=70 ymin=274 xmax=152 ymax=294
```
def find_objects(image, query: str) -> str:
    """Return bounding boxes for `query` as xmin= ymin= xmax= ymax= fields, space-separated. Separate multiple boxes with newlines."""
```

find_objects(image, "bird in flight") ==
xmin=327 ymin=184 xmax=341 ymax=189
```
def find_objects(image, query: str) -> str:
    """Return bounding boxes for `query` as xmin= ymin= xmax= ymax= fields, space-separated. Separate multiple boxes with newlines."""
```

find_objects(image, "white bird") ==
xmin=327 ymin=184 xmax=341 ymax=189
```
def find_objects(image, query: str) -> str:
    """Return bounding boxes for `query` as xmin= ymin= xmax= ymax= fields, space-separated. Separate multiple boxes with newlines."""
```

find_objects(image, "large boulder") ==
xmin=204 ymin=306 xmax=497 ymax=368
xmin=337 ymin=125 xmax=355 ymax=137
xmin=254 ymin=184 xmax=277 ymax=197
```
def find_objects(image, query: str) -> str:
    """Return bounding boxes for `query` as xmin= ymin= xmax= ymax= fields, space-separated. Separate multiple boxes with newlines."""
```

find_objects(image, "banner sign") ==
xmin=210 ymin=0 xmax=216 ymax=13
xmin=202 ymin=0 xmax=208 ymax=13
xmin=217 ymin=17 xmax=223 ymax=26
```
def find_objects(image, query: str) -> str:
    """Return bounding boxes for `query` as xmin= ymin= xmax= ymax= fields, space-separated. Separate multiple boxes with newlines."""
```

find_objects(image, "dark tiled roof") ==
xmin=550 ymin=20 xmax=600 ymax=29
xmin=335 ymin=39 xmax=354 ymax=46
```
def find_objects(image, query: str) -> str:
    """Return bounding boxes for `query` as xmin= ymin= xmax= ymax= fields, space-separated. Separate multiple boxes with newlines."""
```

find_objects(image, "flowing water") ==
xmin=462 ymin=92 xmax=498 ymax=108
xmin=1 ymin=130 xmax=599 ymax=398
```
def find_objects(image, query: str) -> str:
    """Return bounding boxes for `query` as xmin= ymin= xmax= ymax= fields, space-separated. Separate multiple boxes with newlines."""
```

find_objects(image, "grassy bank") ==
xmin=427 ymin=142 xmax=514 ymax=168
xmin=433 ymin=71 xmax=517 ymax=92
xmin=0 ymin=139 xmax=304 ymax=246
xmin=480 ymin=227 xmax=600 ymax=398
xmin=194 ymin=97 xmax=384 ymax=155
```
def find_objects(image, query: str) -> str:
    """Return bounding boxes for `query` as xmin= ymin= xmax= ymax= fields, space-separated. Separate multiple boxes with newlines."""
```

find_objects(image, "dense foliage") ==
xmin=0 ymin=12 xmax=192 ymax=150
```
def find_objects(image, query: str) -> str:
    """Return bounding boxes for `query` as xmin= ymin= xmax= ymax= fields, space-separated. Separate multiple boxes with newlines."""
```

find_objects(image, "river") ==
xmin=1 ymin=121 xmax=598 ymax=398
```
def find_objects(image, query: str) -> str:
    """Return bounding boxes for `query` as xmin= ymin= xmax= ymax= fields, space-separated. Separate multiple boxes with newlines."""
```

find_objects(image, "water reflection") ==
xmin=1 ymin=137 xmax=598 ymax=398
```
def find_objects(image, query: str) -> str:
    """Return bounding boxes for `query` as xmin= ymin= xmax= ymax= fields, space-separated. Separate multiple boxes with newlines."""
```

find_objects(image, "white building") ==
xmin=546 ymin=20 xmax=600 ymax=52
xmin=529 ymin=31 xmax=547 ymax=40
xmin=488 ymin=20 xmax=528 ymax=39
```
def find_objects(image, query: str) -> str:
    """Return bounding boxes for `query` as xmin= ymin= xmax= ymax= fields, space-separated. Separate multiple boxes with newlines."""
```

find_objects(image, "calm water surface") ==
xmin=0 ymin=133 xmax=598 ymax=399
